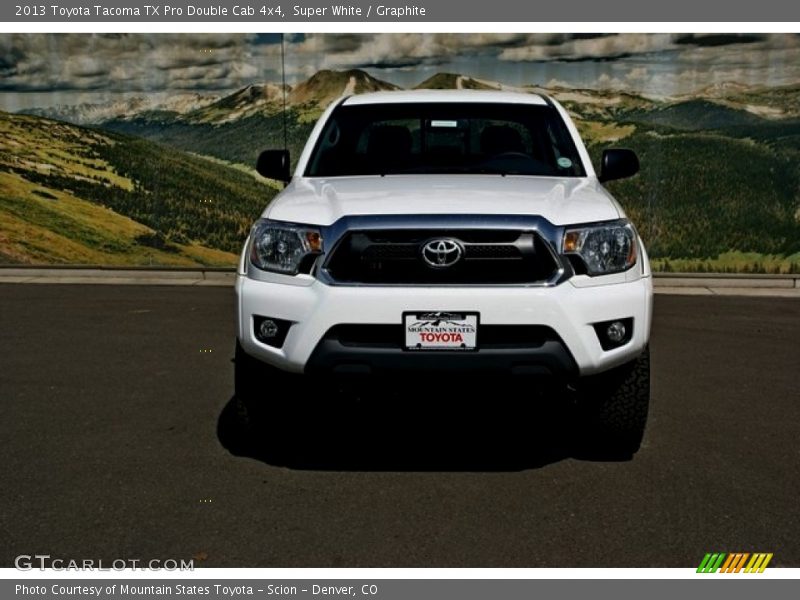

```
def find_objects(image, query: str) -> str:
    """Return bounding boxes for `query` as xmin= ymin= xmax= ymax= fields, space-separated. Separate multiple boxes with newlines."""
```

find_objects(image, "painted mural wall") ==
xmin=1 ymin=33 xmax=799 ymax=271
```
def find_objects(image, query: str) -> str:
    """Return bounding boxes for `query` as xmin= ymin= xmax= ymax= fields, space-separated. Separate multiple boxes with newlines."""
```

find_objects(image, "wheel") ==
xmin=234 ymin=341 xmax=294 ymax=438
xmin=575 ymin=347 xmax=650 ymax=458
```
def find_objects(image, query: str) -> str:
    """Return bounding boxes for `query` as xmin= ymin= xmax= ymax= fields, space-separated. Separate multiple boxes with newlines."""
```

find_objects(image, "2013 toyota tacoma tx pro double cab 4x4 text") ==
xmin=235 ymin=90 xmax=652 ymax=455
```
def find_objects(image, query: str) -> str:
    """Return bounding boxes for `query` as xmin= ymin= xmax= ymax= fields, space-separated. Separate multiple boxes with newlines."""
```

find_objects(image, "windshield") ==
xmin=305 ymin=102 xmax=585 ymax=178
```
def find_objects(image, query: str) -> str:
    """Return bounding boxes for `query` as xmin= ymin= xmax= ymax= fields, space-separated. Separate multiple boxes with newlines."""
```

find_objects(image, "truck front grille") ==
xmin=323 ymin=229 xmax=560 ymax=285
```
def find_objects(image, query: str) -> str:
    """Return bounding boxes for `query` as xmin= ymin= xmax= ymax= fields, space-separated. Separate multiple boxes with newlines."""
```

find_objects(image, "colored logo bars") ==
xmin=697 ymin=553 xmax=773 ymax=573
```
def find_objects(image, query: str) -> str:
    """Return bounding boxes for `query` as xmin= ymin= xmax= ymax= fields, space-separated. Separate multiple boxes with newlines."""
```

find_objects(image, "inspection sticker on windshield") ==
xmin=557 ymin=157 xmax=573 ymax=168
xmin=404 ymin=312 xmax=478 ymax=350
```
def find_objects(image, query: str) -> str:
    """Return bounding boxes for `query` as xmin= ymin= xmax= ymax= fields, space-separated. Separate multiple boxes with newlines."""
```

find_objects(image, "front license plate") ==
xmin=404 ymin=312 xmax=478 ymax=350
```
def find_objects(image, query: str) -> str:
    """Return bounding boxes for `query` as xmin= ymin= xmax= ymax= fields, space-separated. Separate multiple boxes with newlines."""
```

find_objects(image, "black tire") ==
xmin=576 ymin=346 xmax=650 ymax=458
xmin=234 ymin=341 xmax=294 ymax=438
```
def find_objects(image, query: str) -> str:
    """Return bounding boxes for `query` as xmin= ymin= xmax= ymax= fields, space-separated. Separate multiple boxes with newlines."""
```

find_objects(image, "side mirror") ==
xmin=599 ymin=148 xmax=639 ymax=183
xmin=256 ymin=149 xmax=291 ymax=183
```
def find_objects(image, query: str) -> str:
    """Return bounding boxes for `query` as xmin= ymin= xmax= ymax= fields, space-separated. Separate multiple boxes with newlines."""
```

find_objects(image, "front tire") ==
xmin=234 ymin=341 xmax=293 ymax=434
xmin=576 ymin=347 xmax=650 ymax=458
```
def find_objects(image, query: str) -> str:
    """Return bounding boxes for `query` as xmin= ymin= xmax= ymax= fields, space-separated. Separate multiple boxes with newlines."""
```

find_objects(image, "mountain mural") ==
xmin=2 ymin=62 xmax=800 ymax=271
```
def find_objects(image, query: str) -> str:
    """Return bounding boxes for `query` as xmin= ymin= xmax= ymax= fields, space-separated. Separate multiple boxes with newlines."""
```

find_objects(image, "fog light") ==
xmin=253 ymin=315 xmax=291 ymax=348
xmin=592 ymin=317 xmax=633 ymax=351
xmin=259 ymin=319 xmax=279 ymax=339
xmin=606 ymin=321 xmax=626 ymax=343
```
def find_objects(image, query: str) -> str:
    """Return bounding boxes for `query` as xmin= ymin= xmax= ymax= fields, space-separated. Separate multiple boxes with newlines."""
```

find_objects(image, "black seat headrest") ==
xmin=481 ymin=125 xmax=524 ymax=155
xmin=367 ymin=125 xmax=413 ymax=158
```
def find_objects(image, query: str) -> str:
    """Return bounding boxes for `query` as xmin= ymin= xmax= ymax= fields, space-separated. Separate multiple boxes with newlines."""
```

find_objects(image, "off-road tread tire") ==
xmin=579 ymin=346 xmax=650 ymax=457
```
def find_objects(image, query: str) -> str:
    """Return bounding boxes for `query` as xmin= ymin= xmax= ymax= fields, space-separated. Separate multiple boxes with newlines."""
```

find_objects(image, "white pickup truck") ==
xmin=235 ymin=90 xmax=652 ymax=455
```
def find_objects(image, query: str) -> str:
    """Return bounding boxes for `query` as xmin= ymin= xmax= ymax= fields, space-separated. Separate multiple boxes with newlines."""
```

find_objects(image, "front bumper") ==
xmin=236 ymin=273 xmax=652 ymax=377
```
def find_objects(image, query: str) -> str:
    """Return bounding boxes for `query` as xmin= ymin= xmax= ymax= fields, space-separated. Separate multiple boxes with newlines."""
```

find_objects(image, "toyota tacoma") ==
xmin=235 ymin=90 xmax=652 ymax=455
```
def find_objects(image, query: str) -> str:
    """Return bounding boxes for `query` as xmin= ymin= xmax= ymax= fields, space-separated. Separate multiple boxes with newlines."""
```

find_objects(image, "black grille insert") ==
xmin=327 ymin=324 xmax=559 ymax=349
xmin=324 ymin=229 xmax=559 ymax=284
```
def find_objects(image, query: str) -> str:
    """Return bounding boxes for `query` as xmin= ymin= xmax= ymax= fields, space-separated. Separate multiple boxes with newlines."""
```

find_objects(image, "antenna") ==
xmin=280 ymin=32 xmax=288 ymax=154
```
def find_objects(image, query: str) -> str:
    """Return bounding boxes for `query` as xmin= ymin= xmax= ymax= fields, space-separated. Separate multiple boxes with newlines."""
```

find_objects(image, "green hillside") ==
xmin=0 ymin=112 xmax=275 ymax=265
xmin=624 ymin=99 xmax=767 ymax=131
xmin=595 ymin=130 xmax=800 ymax=259
xmin=571 ymin=97 xmax=800 ymax=271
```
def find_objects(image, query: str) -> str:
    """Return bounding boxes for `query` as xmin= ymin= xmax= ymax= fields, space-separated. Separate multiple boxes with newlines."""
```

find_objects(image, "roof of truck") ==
xmin=341 ymin=89 xmax=549 ymax=106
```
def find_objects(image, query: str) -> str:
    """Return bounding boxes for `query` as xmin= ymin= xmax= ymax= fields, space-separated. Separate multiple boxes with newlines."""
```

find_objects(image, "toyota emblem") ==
xmin=421 ymin=238 xmax=463 ymax=268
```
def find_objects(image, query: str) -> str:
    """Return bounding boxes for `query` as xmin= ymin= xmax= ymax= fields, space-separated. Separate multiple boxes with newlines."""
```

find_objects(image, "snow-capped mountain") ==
xmin=21 ymin=93 xmax=220 ymax=125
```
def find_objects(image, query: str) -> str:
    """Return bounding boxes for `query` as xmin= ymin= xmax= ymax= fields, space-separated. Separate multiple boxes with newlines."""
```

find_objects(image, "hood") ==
xmin=264 ymin=175 xmax=622 ymax=227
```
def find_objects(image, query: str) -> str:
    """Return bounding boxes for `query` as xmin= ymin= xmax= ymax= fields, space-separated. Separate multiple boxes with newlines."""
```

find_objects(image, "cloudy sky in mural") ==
xmin=1 ymin=33 xmax=799 ymax=109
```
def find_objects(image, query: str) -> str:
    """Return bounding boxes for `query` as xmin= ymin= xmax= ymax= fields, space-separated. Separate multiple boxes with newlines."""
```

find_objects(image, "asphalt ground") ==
xmin=1 ymin=284 xmax=798 ymax=567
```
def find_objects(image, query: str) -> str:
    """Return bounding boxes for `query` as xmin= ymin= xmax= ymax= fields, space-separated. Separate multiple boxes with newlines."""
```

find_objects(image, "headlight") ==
xmin=249 ymin=219 xmax=323 ymax=275
xmin=562 ymin=220 xmax=637 ymax=275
